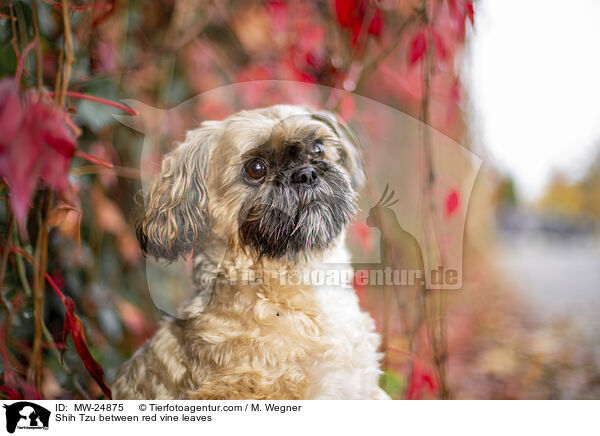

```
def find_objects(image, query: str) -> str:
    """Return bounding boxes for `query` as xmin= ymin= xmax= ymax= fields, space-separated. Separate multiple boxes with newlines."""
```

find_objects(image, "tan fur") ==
xmin=113 ymin=105 xmax=388 ymax=400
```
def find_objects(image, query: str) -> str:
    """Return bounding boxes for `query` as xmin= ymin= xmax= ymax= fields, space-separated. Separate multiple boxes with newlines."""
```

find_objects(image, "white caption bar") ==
xmin=0 ymin=400 xmax=597 ymax=436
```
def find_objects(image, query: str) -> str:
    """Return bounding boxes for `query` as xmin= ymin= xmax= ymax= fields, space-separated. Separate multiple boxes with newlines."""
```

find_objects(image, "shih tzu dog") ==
xmin=112 ymin=104 xmax=389 ymax=399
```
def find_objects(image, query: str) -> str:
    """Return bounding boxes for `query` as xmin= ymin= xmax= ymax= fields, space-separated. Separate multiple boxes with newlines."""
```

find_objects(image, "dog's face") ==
xmin=137 ymin=105 xmax=364 ymax=262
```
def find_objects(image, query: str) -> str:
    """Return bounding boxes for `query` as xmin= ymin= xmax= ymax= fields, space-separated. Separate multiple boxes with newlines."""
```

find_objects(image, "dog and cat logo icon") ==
xmin=2 ymin=402 xmax=50 ymax=433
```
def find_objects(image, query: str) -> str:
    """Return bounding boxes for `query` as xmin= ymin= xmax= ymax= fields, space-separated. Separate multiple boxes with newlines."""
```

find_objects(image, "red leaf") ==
xmin=0 ymin=78 xmax=23 ymax=143
xmin=0 ymin=130 xmax=38 ymax=226
xmin=445 ymin=189 xmax=460 ymax=218
xmin=408 ymin=30 xmax=428 ymax=65
xmin=465 ymin=1 xmax=474 ymax=25
xmin=335 ymin=0 xmax=383 ymax=49
xmin=368 ymin=8 xmax=383 ymax=36
xmin=0 ymin=81 xmax=31 ymax=224
xmin=0 ymin=82 xmax=76 ymax=228
xmin=351 ymin=221 xmax=372 ymax=254
xmin=62 ymin=297 xmax=112 ymax=399
xmin=406 ymin=360 xmax=438 ymax=400
xmin=448 ymin=0 xmax=458 ymax=15
xmin=334 ymin=0 xmax=360 ymax=27
xmin=30 ymin=96 xmax=76 ymax=192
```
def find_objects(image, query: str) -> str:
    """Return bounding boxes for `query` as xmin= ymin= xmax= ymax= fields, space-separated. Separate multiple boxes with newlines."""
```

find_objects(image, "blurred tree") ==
xmin=496 ymin=175 xmax=518 ymax=208
xmin=582 ymin=148 xmax=600 ymax=220
xmin=538 ymin=173 xmax=584 ymax=216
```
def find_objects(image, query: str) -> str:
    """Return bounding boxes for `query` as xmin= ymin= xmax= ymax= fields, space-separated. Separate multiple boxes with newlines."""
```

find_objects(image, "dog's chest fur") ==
xmin=305 ymin=280 xmax=384 ymax=399
xmin=301 ymin=244 xmax=384 ymax=399
xmin=112 ymin=243 xmax=386 ymax=399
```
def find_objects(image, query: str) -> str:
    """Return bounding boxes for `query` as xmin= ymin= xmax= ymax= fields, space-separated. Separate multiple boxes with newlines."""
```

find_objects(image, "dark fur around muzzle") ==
xmin=239 ymin=163 xmax=355 ymax=261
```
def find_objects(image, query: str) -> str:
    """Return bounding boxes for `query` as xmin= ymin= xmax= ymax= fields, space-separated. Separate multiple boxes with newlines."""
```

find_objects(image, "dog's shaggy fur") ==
xmin=112 ymin=105 xmax=389 ymax=399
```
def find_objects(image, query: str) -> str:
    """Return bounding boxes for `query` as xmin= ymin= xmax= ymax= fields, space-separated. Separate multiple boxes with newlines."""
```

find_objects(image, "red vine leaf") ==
xmin=408 ymin=29 xmax=428 ymax=65
xmin=445 ymin=189 xmax=460 ymax=218
xmin=448 ymin=0 xmax=458 ymax=15
xmin=61 ymin=297 xmax=112 ymax=399
xmin=351 ymin=221 xmax=372 ymax=254
xmin=368 ymin=8 xmax=383 ymax=36
xmin=334 ymin=0 xmax=356 ymax=27
xmin=465 ymin=1 xmax=474 ymax=25
xmin=0 ymin=79 xmax=76 ymax=228
xmin=406 ymin=360 xmax=438 ymax=400
xmin=0 ymin=79 xmax=23 ymax=146
xmin=334 ymin=0 xmax=384 ymax=49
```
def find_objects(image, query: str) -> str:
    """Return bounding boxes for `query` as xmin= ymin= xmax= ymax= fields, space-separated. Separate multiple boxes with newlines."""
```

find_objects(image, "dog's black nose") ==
xmin=291 ymin=167 xmax=319 ymax=186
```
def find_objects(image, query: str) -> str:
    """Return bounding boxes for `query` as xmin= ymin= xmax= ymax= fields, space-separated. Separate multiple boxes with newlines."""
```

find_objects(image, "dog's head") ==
xmin=137 ymin=105 xmax=364 ymax=262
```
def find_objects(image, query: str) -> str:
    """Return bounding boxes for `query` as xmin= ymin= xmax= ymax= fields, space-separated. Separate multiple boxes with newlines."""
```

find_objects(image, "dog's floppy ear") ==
xmin=311 ymin=109 xmax=365 ymax=189
xmin=137 ymin=127 xmax=214 ymax=261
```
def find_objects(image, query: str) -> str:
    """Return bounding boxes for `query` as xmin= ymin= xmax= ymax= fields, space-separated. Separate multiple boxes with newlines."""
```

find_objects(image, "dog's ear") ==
xmin=137 ymin=127 xmax=214 ymax=261
xmin=311 ymin=109 xmax=365 ymax=189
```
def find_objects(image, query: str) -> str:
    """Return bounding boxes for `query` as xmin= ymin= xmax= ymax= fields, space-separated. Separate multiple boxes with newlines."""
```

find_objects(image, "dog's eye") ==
xmin=246 ymin=159 xmax=267 ymax=180
xmin=311 ymin=141 xmax=325 ymax=159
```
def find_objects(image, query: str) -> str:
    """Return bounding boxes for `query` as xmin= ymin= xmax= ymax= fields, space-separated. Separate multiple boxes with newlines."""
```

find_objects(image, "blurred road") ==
xmin=496 ymin=235 xmax=600 ymax=336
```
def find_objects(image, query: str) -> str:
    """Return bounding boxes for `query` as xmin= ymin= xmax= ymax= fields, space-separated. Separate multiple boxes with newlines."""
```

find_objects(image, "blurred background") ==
xmin=0 ymin=0 xmax=598 ymax=399
xmin=454 ymin=0 xmax=600 ymax=399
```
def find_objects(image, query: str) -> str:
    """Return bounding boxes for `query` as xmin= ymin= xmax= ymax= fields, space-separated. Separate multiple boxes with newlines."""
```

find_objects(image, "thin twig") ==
xmin=14 ymin=38 xmax=37 ymax=84
xmin=46 ymin=91 xmax=138 ymax=115
xmin=70 ymin=165 xmax=140 ymax=179
xmin=73 ymin=151 xmax=113 ymax=168
xmin=417 ymin=0 xmax=450 ymax=400
xmin=28 ymin=189 xmax=52 ymax=389
xmin=8 ymin=1 xmax=18 ymax=58
xmin=54 ymin=46 xmax=64 ymax=105
xmin=32 ymin=0 xmax=43 ymax=91
xmin=58 ymin=0 xmax=74 ymax=108
xmin=12 ymin=232 xmax=32 ymax=298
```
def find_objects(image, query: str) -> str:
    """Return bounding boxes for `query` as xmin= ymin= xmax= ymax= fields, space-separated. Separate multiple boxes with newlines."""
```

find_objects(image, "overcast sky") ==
xmin=467 ymin=0 xmax=600 ymax=201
